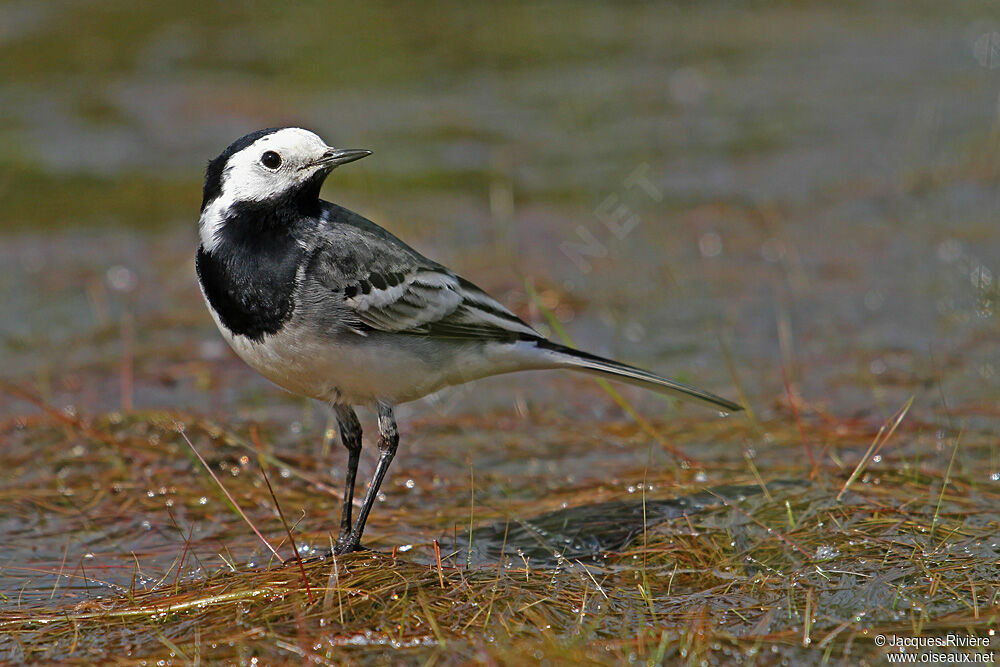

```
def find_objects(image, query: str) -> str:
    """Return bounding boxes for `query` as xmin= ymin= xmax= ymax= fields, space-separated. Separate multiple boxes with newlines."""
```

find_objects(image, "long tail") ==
xmin=534 ymin=339 xmax=743 ymax=412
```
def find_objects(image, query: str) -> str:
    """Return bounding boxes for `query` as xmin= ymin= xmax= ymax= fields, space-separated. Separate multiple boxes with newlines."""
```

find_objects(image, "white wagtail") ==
xmin=196 ymin=127 xmax=742 ymax=554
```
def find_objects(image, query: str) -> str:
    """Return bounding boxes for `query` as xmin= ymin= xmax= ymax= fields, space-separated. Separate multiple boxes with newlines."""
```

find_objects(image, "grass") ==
xmin=3 ymin=0 xmax=999 ymax=662
xmin=1 ymin=380 xmax=998 ymax=664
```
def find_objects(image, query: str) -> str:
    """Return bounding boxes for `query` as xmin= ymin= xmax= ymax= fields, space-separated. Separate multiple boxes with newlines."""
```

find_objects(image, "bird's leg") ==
xmin=334 ymin=402 xmax=398 ymax=554
xmin=333 ymin=404 xmax=362 ymax=545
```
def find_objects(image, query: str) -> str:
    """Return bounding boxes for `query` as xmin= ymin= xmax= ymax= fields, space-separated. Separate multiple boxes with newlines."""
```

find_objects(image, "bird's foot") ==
xmin=278 ymin=534 xmax=373 ymax=563
xmin=333 ymin=534 xmax=368 ymax=555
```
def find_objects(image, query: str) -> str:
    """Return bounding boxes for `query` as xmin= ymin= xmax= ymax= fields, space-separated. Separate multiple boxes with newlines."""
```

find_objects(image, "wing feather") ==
xmin=305 ymin=204 xmax=540 ymax=342
xmin=346 ymin=268 xmax=539 ymax=340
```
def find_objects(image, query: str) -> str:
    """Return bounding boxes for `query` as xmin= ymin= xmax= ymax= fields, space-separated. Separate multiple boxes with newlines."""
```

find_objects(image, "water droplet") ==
xmin=106 ymin=265 xmax=137 ymax=292
xmin=699 ymin=232 xmax=723 ymax=258
xmin=405 ymin=479 xmax=415 ymax=489
xmin=814 ymin=545 xmax=838 ymax=560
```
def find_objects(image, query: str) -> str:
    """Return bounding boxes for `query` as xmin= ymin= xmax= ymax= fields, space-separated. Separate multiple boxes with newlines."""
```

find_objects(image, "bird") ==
xmin=195 ymin=127 xmax=742 ymax=555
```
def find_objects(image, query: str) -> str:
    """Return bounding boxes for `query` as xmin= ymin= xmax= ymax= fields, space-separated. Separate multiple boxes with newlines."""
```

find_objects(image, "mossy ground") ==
xmin=1 ymin=381 xmax=997 ymax=664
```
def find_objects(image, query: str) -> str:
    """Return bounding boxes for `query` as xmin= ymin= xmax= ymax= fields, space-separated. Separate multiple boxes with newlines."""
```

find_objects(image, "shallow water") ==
xmin=2 ymin=3 xmax=998 ymax=416
xmin=454 ymin=480 xmax=810 ymax=568
xmin=1 ymin=3 xmax=1000 ymax=662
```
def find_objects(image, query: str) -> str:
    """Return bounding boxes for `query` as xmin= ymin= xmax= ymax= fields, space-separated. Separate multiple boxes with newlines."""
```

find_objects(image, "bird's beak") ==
xmin=311 ymin=148 xmax=372 ymax=169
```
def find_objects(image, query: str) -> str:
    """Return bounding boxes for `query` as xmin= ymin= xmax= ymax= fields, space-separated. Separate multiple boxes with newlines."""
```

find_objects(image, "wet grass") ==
xmin=1 ymin=380 xmax=998 ymax=664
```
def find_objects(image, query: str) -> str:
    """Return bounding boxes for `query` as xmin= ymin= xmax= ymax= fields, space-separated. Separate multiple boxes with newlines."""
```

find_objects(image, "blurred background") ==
xmin=4 ymin=2 xmax=1000 ymax=650
xmin=2 ymin=1 xmax=1000 ymax=448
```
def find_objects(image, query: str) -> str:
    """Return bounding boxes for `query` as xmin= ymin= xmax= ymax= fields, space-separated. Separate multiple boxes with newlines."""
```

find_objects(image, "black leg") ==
xmin=333 ymin=404 xmax=362 ymax=545
xmin=334 ymin=402 xmax=398 ymax=554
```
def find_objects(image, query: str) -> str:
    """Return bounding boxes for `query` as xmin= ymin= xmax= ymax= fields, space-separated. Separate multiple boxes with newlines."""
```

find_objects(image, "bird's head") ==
xmin=199 ymin=127 xmax=370 ymax=250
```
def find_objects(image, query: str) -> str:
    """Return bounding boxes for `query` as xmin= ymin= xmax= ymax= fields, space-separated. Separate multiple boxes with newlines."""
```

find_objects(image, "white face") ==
xmin=200 ymin=128 xmax=360 ymax=252
xmin=218 ymin=127 xmax=331 ymax=204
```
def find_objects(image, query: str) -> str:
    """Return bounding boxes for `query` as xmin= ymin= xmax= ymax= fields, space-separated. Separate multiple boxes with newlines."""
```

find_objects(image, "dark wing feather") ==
xmin=307 ymin=203 xmax=540 ymax=342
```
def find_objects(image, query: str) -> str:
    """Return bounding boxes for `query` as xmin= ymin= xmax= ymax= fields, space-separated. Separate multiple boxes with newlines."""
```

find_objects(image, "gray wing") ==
xmin=306 ymin=203 xmax=541 ymax=341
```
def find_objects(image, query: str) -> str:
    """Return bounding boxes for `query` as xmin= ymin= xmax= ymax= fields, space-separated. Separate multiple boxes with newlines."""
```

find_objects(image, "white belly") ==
xmin=219 ymin=326 xmax=411 ymax=405
xmin=212 ymin=315 xmax=538 ymax=406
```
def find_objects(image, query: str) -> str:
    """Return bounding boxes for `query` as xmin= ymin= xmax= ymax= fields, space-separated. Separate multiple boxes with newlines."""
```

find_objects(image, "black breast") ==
xmin=196 ymin=200 xmax=305 ymax=342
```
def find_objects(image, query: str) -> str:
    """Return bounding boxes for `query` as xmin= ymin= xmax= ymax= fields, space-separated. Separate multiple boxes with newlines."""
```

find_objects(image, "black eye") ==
xmin=260 ymin=151 xmax=281 ymax=169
